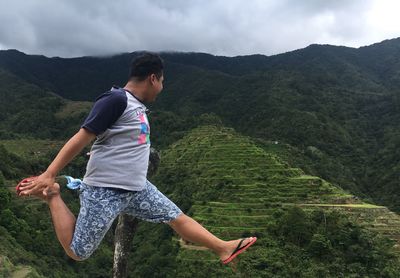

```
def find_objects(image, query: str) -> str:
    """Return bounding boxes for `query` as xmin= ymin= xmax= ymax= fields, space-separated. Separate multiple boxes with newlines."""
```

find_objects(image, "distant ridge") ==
xmin=1 ymin=37 xmax=400 ymax=100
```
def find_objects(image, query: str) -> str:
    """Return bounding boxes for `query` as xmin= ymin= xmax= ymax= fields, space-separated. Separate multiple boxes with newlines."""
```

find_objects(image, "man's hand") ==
xmin=18 ymin=128 xmax=95 ymax=197
xmin=18 ymin=171 xmax=56 ymax=197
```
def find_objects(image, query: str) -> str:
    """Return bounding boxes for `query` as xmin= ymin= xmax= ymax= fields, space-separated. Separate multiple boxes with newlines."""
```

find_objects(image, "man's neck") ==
xmin=123 ymin=82 xmax=146 ymax=103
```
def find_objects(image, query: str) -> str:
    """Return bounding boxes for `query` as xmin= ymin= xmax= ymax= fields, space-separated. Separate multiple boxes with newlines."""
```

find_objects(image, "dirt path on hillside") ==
xmin=179 ymin=238 xmax=209 ymax=251
xmin=11 ymin=267 xmax=31 ymax=278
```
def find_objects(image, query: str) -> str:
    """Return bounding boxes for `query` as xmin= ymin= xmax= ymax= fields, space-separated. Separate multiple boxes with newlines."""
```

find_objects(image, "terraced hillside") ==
xmin=2 ymin=125 xmax=399 ymax=276
xmin=152 ymin=125 xmax=400 ymax=275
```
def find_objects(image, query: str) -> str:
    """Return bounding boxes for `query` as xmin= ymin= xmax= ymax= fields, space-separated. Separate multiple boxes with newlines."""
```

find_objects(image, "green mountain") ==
xmin=0 ymin=69 xmax=91 ymax=140
xmin=1 ymin=39 xmax=399 ymax=212
xmin=1 ymin=38 xmax=400 ymax=276
xmin=132 ymin=125 xmax=399 ymax=277
xmin=1 ymin=123 xmax=399 ymax=277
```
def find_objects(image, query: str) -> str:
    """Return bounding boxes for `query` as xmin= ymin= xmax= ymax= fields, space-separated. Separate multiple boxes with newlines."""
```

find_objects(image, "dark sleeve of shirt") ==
xmin=81 ymin=90 xmax=127 ymax=135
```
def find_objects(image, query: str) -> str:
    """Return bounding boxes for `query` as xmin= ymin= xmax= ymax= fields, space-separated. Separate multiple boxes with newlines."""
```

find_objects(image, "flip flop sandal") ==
xmin=222 ymin=237 xmax=257 ymax=265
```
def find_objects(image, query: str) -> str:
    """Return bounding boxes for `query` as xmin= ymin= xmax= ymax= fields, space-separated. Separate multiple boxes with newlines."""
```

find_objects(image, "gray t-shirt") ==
xmin=81 ymin=86 xmax=150 ymax=191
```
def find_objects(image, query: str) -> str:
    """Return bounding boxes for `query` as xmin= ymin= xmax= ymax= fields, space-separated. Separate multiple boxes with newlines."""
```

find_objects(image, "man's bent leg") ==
xmin=47 ymin=192 xmax=81 ymax=261
xmin=69 ymin=184 xmax=127 ymax=260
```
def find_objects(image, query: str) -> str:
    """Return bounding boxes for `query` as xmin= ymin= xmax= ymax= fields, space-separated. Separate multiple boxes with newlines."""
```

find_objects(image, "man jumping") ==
xmin=18 ymin=53 xmax=257 ymax=265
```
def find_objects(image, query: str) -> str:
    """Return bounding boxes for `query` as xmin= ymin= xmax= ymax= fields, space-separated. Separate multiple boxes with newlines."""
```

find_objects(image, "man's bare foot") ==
xmin=219 ymin=237 xmax=257 ymax=264
xmin=42 ymin=183 xmax=61 ymax=201
xmin=31 ymin=183 xmax=60 ymax=201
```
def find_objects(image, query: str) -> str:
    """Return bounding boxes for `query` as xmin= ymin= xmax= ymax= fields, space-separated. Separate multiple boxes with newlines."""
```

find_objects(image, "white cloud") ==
xmin=0 ymin=0 xmax=399 ymax=57
xmin=364 ymin=0 xmax=400 ymax=45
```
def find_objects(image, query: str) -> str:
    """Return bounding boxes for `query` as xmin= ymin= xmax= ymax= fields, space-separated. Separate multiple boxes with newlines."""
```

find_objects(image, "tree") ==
xmin=0 ymin=187 xmax=11 ymax=211
xmin=112 ymin=148 xmax=160 ymax=278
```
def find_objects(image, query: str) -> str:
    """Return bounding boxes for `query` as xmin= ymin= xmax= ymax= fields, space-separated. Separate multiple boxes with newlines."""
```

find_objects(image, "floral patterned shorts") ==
xmin=70 ymin=180 xmax=182 ymax=260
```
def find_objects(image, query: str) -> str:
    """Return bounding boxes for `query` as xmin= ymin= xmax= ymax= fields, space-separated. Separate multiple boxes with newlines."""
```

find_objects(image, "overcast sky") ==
xmin=0 ymin=0 xmax=399 ymax=58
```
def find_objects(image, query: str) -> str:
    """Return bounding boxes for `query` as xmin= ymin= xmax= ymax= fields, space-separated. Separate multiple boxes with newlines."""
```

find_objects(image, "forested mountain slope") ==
xmin=1 ymin=39 xmax=400 ymax=276
xmin=1 ymin=122 xmax=399 ymax=277
xmin=1 ymin=39 xmax=399 ymax=211
xmin=137 ymin=125 xmax=400 ymax=277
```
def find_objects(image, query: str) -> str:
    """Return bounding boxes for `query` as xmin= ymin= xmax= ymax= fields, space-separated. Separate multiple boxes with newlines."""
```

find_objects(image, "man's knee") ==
xmin=167 ymin=212 xmax=186 ymax=228
xmin=67 ymin=244 xmax=93 ymax=261
xmin=67 ymin=250 xmax=86 ymax=261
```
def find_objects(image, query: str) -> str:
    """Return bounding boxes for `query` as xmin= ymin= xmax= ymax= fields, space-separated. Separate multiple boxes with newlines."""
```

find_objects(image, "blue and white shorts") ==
xmin=70 ymin=180 xmax=182 ymax=260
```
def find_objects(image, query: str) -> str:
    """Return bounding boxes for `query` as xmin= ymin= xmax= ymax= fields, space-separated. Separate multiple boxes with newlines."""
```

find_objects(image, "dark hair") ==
xmin=129 ymin=52 xmax=164 ymax=81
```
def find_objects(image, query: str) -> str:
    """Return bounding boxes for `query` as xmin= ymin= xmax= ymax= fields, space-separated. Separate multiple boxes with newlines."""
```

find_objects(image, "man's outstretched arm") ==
xmin=19 ymin=128 xmax=96 ymax=196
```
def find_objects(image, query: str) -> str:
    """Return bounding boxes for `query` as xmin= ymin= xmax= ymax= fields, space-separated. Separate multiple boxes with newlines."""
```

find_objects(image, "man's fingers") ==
xmin=20 ymin=181 xmax=34 ymax=186
xmin=22 ymin=189 xmax=41 ymax=196
xmin=17 ymin=176 xmax=38 ymax=189
xmin=19 ymin=182 xmax=36 ymax=190
xmin=19 ymin=189 xmax=32 ymax=196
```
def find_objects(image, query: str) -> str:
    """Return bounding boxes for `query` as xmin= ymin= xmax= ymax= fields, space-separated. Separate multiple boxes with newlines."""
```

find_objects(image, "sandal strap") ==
xmin=230 ymin=238 xmax=247 ymax=256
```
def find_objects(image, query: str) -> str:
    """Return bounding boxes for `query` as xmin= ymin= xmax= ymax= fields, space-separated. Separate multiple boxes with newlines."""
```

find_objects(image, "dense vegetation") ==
xmin=1 ymin=39 xmax=400 ymax=211
xmin=144 ymin=126 xmax=400 ymax=277
xmin=1 ymin=126 xmax=400 ymax=277
xmin=1 ymin=38 xmax=400 ymax=276
xmin=0 ymin=69 xmax=91 ymax=140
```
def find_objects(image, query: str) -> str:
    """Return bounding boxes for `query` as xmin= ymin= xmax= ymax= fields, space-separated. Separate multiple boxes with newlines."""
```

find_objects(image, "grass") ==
xmin=0 ymin=139 xmax=63 ymax=158
xmin=54 ymin=100 xmax=92 ymax=119
xmin=300 ymin=203 xmax=386 ymax=209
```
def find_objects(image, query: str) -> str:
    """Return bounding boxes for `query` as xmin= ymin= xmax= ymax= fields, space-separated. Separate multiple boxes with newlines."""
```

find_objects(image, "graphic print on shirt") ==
xmin=138 ymin=112 xmax=150 ymax=144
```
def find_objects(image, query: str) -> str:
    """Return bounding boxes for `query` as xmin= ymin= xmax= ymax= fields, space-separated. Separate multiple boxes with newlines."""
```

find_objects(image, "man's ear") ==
xmin=149 ymin=74 xmax=157 ymax=84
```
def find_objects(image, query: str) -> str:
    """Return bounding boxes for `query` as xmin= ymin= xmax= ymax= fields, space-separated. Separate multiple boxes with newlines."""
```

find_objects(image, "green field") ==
xmin=0 ymin=139 xmax=63 ymax=159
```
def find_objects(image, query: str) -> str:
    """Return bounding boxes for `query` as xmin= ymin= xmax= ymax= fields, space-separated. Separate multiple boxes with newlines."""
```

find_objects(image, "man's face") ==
xmin=156 ymin=74 xmax=164 ymax=95
xmin=148 ymin=74 xmax=164 ymax=102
